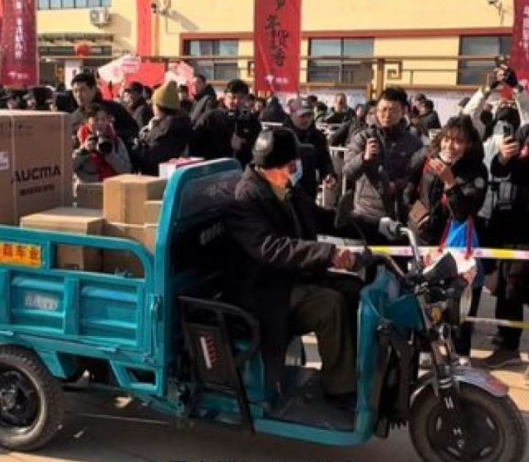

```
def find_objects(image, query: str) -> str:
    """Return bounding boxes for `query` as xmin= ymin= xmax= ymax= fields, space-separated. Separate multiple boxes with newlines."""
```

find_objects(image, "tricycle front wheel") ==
xmin=0 ymin=346 xmax=64 ymax=451
xmin=410 ymin=383 xmax=527 ymax=462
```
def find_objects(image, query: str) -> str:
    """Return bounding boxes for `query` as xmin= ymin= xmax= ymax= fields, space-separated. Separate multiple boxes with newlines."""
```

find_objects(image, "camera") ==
xmin=365 ymin=125 xmax=378 ymax=139
xmin=88 ymin=134 xmax=113 ymax=155
xmin=228 ymin=110 xmax=254 ymax=139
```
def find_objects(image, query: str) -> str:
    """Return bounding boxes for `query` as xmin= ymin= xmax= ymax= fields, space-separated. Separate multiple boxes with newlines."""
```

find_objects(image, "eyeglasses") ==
xmin=377 ymin=106 xmax=402 ymax=115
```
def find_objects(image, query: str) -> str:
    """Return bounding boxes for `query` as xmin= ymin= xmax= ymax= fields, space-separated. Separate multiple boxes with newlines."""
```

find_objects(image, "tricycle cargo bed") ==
xmin=0 ymin=159 xmax=242 ymax=397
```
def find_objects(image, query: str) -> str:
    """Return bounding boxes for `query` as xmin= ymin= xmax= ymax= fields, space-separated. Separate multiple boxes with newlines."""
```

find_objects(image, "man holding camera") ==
xmin=190 ymin=79 xmax=261 ymax=168
xmin=73 ymin=104 xmax=132 ymax=183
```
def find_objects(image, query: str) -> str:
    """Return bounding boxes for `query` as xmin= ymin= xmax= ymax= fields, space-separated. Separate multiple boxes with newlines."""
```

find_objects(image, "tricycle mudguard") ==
xmin=412 ymin=365 xmax=509 ymax=399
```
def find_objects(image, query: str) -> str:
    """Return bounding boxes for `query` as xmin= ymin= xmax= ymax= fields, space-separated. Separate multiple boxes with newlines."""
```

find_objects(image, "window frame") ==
xmin=183 ymin=39 xmax=239 ymax=82
xmin=457 ymin=35 xmax=512 ymax=86
xmin=38 ymin=0 xmax=111 ymax=9
xmin=307 ymin=38 xmax=374 ymax=84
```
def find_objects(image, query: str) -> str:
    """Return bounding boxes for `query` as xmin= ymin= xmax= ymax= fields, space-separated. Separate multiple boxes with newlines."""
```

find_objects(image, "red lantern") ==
xmin=74 ymin=42 xmax=91 ymax=58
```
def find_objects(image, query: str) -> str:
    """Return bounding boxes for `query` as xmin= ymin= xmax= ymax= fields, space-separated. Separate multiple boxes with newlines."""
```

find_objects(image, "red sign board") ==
xmin=254 ymin=0 xmax=302 ymax=95
xmin=136 ymin=0 xmax=153 ymax=57
xmin=511 ymin=0 xmax=529 ymax=90
xmin=0 ymin=0 xmax=38 ymax=88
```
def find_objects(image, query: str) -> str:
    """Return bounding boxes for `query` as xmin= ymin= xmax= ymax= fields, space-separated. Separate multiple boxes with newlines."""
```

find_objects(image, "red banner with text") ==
xmin=136 ymin=0 xmax=153 ymax=57
xmin=0 ymin=0 xmax=38 ymax=88
xmin=254 ymin=0 xmax=301 ymax=95
xmin=511 ymin=0 xmax=529 ymax=90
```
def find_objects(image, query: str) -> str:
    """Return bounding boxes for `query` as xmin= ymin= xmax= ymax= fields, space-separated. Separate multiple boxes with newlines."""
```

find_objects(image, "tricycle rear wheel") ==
xmin=0 ymin=346 xmax=63 ymax=451
xmin=410 ymin=383 xmax=527 ymax=462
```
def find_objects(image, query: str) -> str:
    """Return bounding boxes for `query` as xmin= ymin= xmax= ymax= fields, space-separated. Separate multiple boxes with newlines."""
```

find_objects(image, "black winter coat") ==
xmin=284 ymin=119 xmax=336 ymax=199
xmin=324 ymin=108 xmax=356 ymax=125
xmin=344 ymin=121 xmax=424 ymax=225
xmin=130 ymin=98 xmax=154 ymax=129
xmin=190 ymin=85 xmax=217 ymax=125
xmin=329 ymin=119 xmax=366 ymax=147
xmin=259 ymin=103 xmax=288 ymax=124
xmin=404 ymin=151 xmax=488 ymax=245
xmin=132 ymin=112 xmax=192 ymax=176
xmin=225 ymin=166 xmax=336 ymax=386
xmin=418 ymin=111 xmax=442 ymax=132
xmin=191 ymin=108 xmax=261 ymax=168
xmin=486 ymin=154 xmax=529 ymax=301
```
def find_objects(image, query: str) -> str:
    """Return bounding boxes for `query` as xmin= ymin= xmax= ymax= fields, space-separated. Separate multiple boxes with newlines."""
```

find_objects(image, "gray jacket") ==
xmin=344 ymin=122 xmax=424 ymax=223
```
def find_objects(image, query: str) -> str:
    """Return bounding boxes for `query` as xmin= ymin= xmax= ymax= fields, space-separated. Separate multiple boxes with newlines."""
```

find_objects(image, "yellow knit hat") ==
xmin=153 ymin=81 xmax=180 ymax=110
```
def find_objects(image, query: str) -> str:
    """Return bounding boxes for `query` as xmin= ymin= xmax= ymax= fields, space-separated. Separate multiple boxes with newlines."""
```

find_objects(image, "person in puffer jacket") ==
xmin=344 ymin=87 xmax=424 ymax=243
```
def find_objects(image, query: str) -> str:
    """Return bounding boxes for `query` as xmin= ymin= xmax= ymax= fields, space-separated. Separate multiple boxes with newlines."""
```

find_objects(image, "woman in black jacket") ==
xmin=404 ymin=115 xmax=488 ymax=245
xmin=404 ymin=115 xmax=488 ymax=359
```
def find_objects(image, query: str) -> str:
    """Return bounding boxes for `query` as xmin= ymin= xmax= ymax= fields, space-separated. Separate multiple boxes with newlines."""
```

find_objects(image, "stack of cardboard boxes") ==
xmin=102 ymin=175 xmax=165 ymax=276
xmin=21 ymin=175 xmax=165 ymax=277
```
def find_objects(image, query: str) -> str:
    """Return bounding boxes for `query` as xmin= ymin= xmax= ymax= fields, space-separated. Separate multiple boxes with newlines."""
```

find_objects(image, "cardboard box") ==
xmin=0 ymin=111 xmax=73 ymax=225
xmin=76 ymin=183 xmax=103 ymax=209
xmin=20 ymin=207 xmax=104 ymax=271
xmin=144 ymin=225 xmax=158 ymax=253
xmin=103 ymin=175 xmax=166 ymax=225
xmin=102 ymin=222 xmax=146 ymax=277
xmin=159 ymin=157 xmax=204 ymax=179
xmin=144 ymin=201 xmax=162 ymax=224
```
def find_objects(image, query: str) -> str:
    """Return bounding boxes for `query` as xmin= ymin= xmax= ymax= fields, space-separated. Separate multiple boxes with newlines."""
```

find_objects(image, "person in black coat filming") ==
xmin=482 ymin=123 xmax=529 ymax=369
xmin=225 ymin=127 xmax=367 ymax=407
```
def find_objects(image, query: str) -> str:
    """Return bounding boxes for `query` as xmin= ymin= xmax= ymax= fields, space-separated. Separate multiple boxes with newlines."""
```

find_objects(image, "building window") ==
xmin=308 ymin=38 xmax=374 ymax=84
xmin=38 ymin=0 xmax=111 ymax=9
xmin=39 ymin=45 xmax=112 ymax=57
xmin=458 ymin=36 xmax=511 ymax=85
xmin=183 ymin=39 xmax=239 ymax=81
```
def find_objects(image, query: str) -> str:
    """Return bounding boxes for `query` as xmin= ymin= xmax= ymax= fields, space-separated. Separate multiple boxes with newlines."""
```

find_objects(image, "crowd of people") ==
xmin=1 ymin=63 xmax=527 ymax=395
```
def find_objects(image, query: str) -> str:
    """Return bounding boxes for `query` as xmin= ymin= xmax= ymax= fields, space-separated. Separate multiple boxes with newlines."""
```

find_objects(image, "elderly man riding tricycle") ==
xmin=0 ymin=129 xmax=525 ymax=462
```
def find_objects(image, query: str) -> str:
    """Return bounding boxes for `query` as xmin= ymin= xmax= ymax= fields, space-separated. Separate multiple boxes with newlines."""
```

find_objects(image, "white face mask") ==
xmin=439 ymin=151 xmax=453 ymax=165
xmin=289 ymin=159 xmax=303 ymax=186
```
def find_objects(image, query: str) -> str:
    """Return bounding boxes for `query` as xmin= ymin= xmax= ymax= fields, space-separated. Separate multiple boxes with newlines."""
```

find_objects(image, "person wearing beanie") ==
xmin=224 ymin=126 xmax=366 ymax=408
xmin=131 ymin=80 xmax=192 ymax=175
xmin=190 ymin=78 xmax=261 ymax=168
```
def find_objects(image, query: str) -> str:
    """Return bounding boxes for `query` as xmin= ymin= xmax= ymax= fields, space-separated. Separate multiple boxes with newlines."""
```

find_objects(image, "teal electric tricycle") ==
xmin=0 ymin=159 xmax=526 ymax=462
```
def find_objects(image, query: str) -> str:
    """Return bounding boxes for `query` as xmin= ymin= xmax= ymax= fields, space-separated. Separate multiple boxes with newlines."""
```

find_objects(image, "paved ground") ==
xmin=1 ymin=294 xmax=528 ymax=462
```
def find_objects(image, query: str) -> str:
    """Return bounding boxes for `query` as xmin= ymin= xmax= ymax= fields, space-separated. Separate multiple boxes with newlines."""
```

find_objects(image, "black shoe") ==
xmin=483 ymin=348 xmax=522 ymax=369
xmin=324 ymin=392 xmax=357 ymax=412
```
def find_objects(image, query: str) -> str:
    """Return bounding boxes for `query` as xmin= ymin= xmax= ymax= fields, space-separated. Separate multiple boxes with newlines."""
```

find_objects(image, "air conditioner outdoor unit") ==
xmin=90 ymin=7 xmax=111 ymax=27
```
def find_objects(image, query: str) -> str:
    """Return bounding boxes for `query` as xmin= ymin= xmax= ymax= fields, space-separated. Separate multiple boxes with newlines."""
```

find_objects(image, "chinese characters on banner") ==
xmin=254 ymin=0 xmax=302 ymax=95
xmin=511 ymin=0 xmax=529 ymax=90
xmin=136 ymin=0 xmax=153 ymax=57
xmin=0 ymin=0 xmax=38 ymax=87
